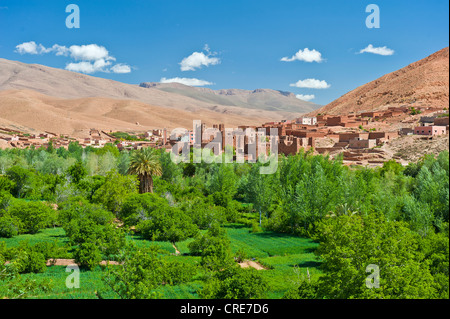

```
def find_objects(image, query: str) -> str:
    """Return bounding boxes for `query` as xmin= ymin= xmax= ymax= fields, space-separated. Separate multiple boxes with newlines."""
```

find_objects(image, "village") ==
xmin=1 ymin=104 xmax=448 ymax=167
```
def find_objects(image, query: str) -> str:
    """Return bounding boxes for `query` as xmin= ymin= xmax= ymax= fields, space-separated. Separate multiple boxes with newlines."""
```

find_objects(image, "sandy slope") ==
xmin=0 ymin=58 xmax=316 ymax=121
xmin=0 ymin=89 xmax=273 ymax=137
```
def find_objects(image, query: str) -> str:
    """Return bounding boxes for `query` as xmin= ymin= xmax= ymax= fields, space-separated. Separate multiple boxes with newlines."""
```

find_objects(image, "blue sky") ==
xmin=0 ymin=0 xmax=448 ymax=105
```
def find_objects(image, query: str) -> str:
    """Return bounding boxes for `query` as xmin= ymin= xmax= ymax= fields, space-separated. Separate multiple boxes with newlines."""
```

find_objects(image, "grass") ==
xmin=18 ymin=265 xmax=116 ymax=299
xmin=1 ymin=224 xmax=322 ymax=299
xmin=223 ymin=224 xmax=322 ymax=298
xmin=1 ymin=227 xmax=69 ymax=248
xmin=224 ymin=223 xmax=319 ymax=258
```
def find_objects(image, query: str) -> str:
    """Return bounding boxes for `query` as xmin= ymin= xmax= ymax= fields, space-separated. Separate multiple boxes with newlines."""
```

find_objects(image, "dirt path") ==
xmin=5 ymin=259 xmax=121 ymax=266
xmin=238 ymin=260 xmax=267 ymax=270
xmin=46 ymin=259 xmax=121 ymax=266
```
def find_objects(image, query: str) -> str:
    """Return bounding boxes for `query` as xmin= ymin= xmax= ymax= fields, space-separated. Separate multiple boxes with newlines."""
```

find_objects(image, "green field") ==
xmin=1 ymin=224 xmax=321 ymax=299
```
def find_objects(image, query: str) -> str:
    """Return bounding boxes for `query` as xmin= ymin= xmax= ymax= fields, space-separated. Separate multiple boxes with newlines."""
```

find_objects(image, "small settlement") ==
xmin=1 ymin=105 xmax=448 ymax=167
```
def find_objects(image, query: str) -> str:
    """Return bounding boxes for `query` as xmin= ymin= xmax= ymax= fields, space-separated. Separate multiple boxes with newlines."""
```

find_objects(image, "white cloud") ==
xmin=359 ymin=44 xmax=394 ymax=56
xmin=14 ymin=42 xmax=131 ymax=74
xmin=65 ymin=62 xmax=97 ymax=74
xmin=111 ymin=63 xmax=132 ymax=74
xmin=16 ymin=42 xmax=71 ymax=56
xmin=69 ymin=44 xmax=114 ymax=61
xmin=296 ymin=94 xmax=315 ymax=101
xmin=281 ymin=48 xmax=324 ymax=63
xmin=180 ymin=45 xmax=220 ymax=71
xmin=290 ymin=79 xmax=331 ymax=89
xmin=65 ymin=59 xmax=114 ymax=74
xmin=15 ymin=41 xmax=40 ymax=55
xmin=160 ymin=77 xmax=214 ymax=86
xmin=49 ymin=44 xmax=70 ymax=56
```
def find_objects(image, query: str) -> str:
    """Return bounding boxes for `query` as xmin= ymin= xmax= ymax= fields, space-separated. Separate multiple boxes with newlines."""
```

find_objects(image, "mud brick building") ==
xmin=368 ymin=131 xmax=399 ymax=143
xmin=285 ymin=129 xmax=327 ymax=139
xmin=338 ymin=132 xmax=370 ymax=143
xmin=349 ymin=138 xmax=377 ymax=149
xmin=278 ymin=136 xmax=312 ymax=155
xmin=360 ymin=111 xmax=385 ymax=118
xmin=326 ymin=116 xmax=349 ymax=126
xmin=414 ymin=126 xmax=447 ymax=136
xmin=434 ymin=117 xmax=449 ymax=127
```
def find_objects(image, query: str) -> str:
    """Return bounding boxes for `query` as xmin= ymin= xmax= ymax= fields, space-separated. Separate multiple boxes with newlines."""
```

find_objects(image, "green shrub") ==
xmin=92 ymin=170 xmax=138 ymax=214
xmin=102 ymin=245 xmax=196 ymax=299
xmin=200 ymin=266 xmax=268 ymax=299
xmin=0 ymin=214 xmax=20 ymax=238
xmin=12 ymin=250 xmax=47 ymax=274
xmin=234 ymin=248 xmax=248 ymax=263
xmin=118 ymin=193 xmax=167 ymax=226
xmin=250 ymin=221 xmax=263 ymax=233
xmin=179 ymin=198 xmax=227 ymax=229
xmin=7 ymin=200 xmax=54 ymax=234
xmin=58 ymin=197 xmax=114 ymax=227
xmin=74 ymin=242 xmax=102 ymax=270
xmin=282 ymin=277 xmax=319 ymax=299
xmin=0 ymin=176 xmax=15 ymax=193
xmin=136 ymin=205 xmax=198 ymax=243
xmin=161 ymin=261 xmax=197 ymax=285
xmin=188 ymin=224 xmax=233 ymax=271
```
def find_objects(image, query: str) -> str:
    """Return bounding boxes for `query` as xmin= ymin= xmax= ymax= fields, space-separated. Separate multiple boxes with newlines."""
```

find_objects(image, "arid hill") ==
xmin=0 ymin=90 xmax=275 ymax=138
xmin=311 ymin=47 xmax=449 ymax=116
xmin=140 ymin=82 xmax=319 ymax=113
xmin=0 ymin=58 xmax=319 ymax=124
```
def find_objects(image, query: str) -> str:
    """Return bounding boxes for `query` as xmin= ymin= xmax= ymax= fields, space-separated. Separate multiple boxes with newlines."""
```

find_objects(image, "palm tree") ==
xmin=128 ymin=148 xmax=162 ymax=193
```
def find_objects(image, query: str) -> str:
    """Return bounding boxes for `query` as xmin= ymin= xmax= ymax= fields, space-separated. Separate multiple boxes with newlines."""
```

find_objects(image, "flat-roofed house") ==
xmin=414 ymin=126 xmax=447 ymax=136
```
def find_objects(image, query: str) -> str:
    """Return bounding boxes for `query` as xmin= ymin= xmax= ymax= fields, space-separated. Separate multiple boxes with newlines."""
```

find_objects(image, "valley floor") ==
xmin=1 ymin=224 xmax=321 ymax=299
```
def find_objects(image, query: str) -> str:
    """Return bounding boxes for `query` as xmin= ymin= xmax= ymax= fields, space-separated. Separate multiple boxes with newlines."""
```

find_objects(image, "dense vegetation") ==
xmin=0 ymin=142 xmax=448 ymax=299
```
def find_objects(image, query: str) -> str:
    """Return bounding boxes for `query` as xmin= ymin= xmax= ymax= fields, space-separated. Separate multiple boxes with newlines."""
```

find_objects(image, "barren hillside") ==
xmin=140 ymin=82 xmax=319 ymax=113
xmin=0 ymin=58 xmax=318 ymax=121
xmin=0 ymin=90 xmax=273 ymax=137
xmin=312 ymin=47 xmax=449 ymax=115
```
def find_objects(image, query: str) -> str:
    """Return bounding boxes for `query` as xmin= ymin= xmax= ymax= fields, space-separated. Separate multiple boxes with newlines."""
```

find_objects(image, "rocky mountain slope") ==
xmin=312 ymin=47 xmax=449 ymax=115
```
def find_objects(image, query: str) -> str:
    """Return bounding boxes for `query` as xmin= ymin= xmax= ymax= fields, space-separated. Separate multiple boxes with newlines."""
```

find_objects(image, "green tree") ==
xmin=118 ymin=193 xmax=168 ymax=226
xmin=206 ymin=164 xmax=237 ymax=208
xmin=200 ymin=266 xmax=268 ymax=299
xmin=92 ymin=170 xmax=138 ymax=213
xmin=6 ymin=166 xmax=35 ymax=199
xmin=128 ymin=148 xmax=162 ymax=194
xmin=7 ymin=200 xmax=54 ymax=234
xmin=313 ymin=213 xmax=438 ymax=299
xmin=188 ymin=223 xmax=233 ymax=271
xmin=243 ymin=164 xmax=273 ymax=226
xmin=102 ymin=244 xmax=195 ymax=299
xmin=137 ymin=204 xmax=198 ymax=244
xmin=0 ymin=214 xmax=20 ymax=238
xmin=74 ymin=242 xmax=102 ymax=270
xmin=67 ymin=161 xmax=87 ymax=184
